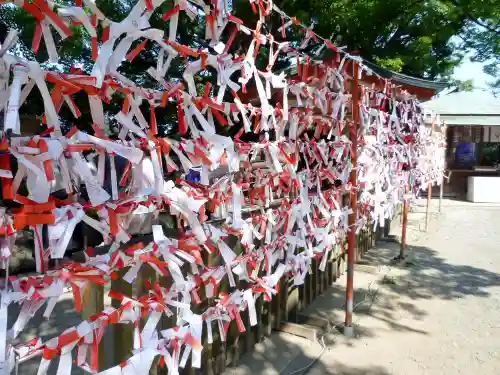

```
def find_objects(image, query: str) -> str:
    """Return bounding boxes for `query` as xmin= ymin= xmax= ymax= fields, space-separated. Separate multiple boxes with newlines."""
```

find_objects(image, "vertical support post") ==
xmin=383 ymin=218 xmax=390 ymax=238
xmin=425 ymin=181 xmax=432 ymax=232
xmin=111 ymin=269 xmax=133 ymax=366
xmin=80 ymin=229 xmax=106 ymax=371
xmin=136 ymin=264 xmax=158 ymax=375
xmin=344 ymin=61 xmax=359 ymax=338
xmin=82 ymin=283 xmax=106 ymax=370
xmin=439 ymin=175 xmax=444 ymax=214
xmin=400 ymin=184 xmax=409 ymax=260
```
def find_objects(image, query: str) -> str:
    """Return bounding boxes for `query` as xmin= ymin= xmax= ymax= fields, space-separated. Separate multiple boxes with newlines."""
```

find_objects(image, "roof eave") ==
xmin=281 ymin=57 xmax=449 ymax=94
xmin=362 ymin=60 xmax=448 ymax=92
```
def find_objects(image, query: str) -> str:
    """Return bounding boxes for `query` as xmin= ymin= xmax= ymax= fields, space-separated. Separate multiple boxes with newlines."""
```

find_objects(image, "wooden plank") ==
xmin=217 ymin=273 xmax=229 ymax=371
xmin=159 ymin=276 xmax=175 ymax=375
xmin=298 ymin=282 xmax=306 ymax=320
xmin=327 ymin=248 xmax=334 ymax=286
xmin=365 ymin=227 xmax=369 ymax=251
xmin=226 ymin=321 xmax=239 ymax=367
xmin=260 ymin=245 xmax=272 ymax=337
xmin=323 ymin=255 xmax=329 ymax=290
xmin=111 ymin=269 xmax=133 ymax=367
xmin=281 ymin=276 xmax=289 ymax=322
xmin=201 ymin=247 xmax=214 ymax=375
xmin=297 ymin=313 xmax=331 ymax=331
xmin=202 ymin=319 xmax=215 ymax=375
xmin=369 ymin=226 xmax=374 ymax=249
xmin=271 ymin=275 xmax=281 ymax=330
xmin=262 ymin=298 xmax=273 ymax=337
xmin=185 ymin=288 xmax=203 ymax=375
xmin=136 ymin=264 xmax=158 ymax=375
xmin=223 ymin=247 xmax=238 ymax=367
xmin=361 ymin=232 xmax=365 ymax=259
xmin=277 ymin=322 xmax=317 ymax=342
xmin=305 ymin=267 xmax=312 ymax=306
xmin=318 ymin=259 xmax=325 ymax=295
xmin=311 ymin=258 xmax=318 ymax=300
xmin=287 ymin=282 xmax=300 ymax=323
xmin=254 ymin=294 xmax=264 ymax=342
xmin=365 ymin=230 xmax=369 ymax=253
xmin=82 ymin=283 xmax=106 ymax=370
xmin=238 ymin=281 xmax=253 ymax=360
xmin=364 ymin=230 xmax=368 ymax=255
xmin=332 ymin=251 xmax=338 ymax=283
xmin=355 ymin=233 xmax=360 ymax=261
xmin=362 ymin=230 xmax=366 ymax=256
xmin=228 ymin=238 xmax=244 ymax=367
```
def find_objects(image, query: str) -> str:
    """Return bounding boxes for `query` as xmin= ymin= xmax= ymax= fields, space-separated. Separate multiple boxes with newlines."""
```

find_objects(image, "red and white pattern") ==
xmin=0 ymin=0 xmax=445 ymax=374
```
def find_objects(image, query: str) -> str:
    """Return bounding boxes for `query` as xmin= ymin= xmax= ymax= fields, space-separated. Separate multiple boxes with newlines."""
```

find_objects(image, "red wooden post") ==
xmin=425 ymin=181 xmax=432 ymax=231
xmin=400 ymin=184 xmax=409 ymax=259
xmin=345 ymin=61 xmax=359 ymax=337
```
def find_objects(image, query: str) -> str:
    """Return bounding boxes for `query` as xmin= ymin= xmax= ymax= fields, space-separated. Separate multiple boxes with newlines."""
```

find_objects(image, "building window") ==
xmin=448 ymin=125 xmax=500 ymax=169
xmin=481 ymin=143 xmax=500 ymax=167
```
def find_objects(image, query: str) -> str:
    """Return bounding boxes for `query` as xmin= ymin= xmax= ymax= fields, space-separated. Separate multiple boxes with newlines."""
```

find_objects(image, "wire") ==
xmin=283 ymin=265 xmax=391 ymax=375
xmin=268 ymin=3 xmax=382 ymax=79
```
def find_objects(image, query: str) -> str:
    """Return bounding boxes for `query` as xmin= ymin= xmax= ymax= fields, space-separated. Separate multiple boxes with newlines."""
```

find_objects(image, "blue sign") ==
xmin=455 ymin=142 xmax=476 ymax=167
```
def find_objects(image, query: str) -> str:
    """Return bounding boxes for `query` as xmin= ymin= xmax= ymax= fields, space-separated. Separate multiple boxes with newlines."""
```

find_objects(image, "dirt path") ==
xmin=307 ymin=199 xmax=500 ymax=375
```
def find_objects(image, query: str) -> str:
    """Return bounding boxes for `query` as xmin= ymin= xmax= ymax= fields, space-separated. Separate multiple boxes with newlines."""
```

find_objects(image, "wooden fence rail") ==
xmin=78 ymin=214 xmax=396 ymax=375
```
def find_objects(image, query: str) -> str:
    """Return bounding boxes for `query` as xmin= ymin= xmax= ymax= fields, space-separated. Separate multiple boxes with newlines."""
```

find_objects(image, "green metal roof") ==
xmin=422 ymin=91 xmax=500 ymax=126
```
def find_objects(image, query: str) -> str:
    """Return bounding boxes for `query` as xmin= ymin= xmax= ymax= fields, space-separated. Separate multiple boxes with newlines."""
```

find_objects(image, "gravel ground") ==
xmin=308 ymin=199 xmax=500 ymax=375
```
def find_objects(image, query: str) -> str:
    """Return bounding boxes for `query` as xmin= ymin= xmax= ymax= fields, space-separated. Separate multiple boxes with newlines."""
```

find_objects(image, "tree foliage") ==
xmin=0 ymin=0 xmax=211 ymax=135
xmin=1 ymin=0 xmax=499 ymax=132
xmin=448 ymin=0 xmax=500 ymax=91
xmin=275 ymin=0 xmax=465 ymax=79
xmin=276 ymin=0 xmax=499 ymax=82
xmin=448 ymin=78 xmax=475 ymax=92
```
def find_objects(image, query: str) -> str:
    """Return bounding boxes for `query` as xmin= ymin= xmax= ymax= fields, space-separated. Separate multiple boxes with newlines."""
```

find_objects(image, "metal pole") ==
xmin=345 ymin=61 xmax=359 ymax=338
xmin=439 ymin=175 xmax=444 ymax=213
xmin=425 ymin=182 xmax=432 ymax=232
xmin=400 ymin=184 xmax=409 ymax=260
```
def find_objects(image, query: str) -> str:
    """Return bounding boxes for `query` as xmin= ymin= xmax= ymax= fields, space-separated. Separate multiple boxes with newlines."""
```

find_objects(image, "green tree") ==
xmin=273 ymin=0 xmax=467 ymax=79
xmin=0 ymin=0 xmax=213 ymax=136
xmin=449 ymin=78 xmax=475 ymax=92
xmin=275 ymin=0 xmax=500 ymax=82
xmin=2 ymin=0 xmax=499 ymax=133
xmin=448 ymin=0 xmax=500 ymax=92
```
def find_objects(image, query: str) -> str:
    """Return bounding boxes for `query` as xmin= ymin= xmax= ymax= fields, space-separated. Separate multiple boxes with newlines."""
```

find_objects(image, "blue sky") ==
xmin=452 ymin=58 xmax=491 ymax=91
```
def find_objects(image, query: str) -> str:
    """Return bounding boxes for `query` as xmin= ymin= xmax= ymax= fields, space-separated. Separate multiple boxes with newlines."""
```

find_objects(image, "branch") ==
xmin=450 ymin=0 xmax=500 ymax=35
xmin=468 ymin=17 xmax=500 ymax=35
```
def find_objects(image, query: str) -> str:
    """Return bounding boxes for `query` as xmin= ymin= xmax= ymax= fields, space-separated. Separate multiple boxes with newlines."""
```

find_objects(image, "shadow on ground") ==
xmin=295 ymin=237 xmax=500 ymax=346
xmin=223 ymin=330 xmax=395 ymax=375
xmin=12 ymin=290 xmax=395 ymax=375
xmin=228 ymin=222 xmax=500 ymax=375
xmin=381 ymin=242 xmax=500 ymax=300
